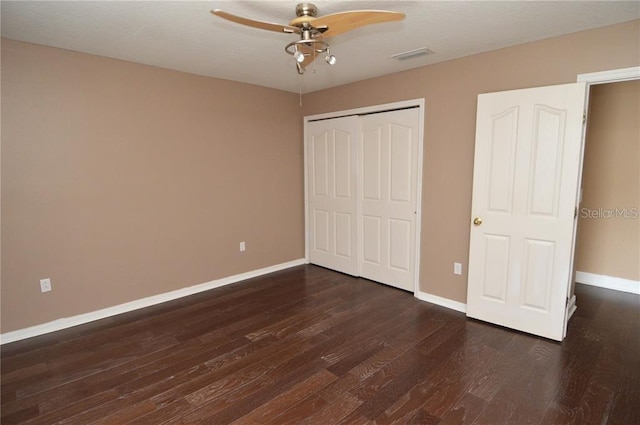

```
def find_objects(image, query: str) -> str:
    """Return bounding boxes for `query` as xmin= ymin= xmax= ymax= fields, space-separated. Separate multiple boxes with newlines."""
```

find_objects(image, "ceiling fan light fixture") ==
xmin=293 ymin=49 xmax=306 ymax=63
xmin=325 ymin=53 xmax=336 ymax=65
xmin=213 ymin=3 xmax=406 ymax=76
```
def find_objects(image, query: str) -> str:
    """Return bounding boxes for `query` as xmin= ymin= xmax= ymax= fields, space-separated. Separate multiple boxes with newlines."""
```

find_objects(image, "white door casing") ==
xmin=307 ymin=116 xmax=359 ymax=275
xmin=359 ymin=109 xmax=420 ymax=291
xmin=467 ymin=83 xmax=586 ymax=341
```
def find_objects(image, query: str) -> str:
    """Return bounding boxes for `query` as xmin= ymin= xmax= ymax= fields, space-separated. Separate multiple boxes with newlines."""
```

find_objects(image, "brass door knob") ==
xmin=473 ymin=217 xmax=483 ymax=226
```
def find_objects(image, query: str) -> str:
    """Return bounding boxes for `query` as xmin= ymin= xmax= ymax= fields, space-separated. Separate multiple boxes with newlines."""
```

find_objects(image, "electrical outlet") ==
xmin=453 ymin=263 xmax=462 ymax=275
xmin=240 ymin=241 xmax=246 ymax=252
xmin=40 ymin=278 xmax=52 ymax=293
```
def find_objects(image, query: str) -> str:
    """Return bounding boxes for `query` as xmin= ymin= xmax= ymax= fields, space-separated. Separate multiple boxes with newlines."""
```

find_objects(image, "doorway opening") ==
xmin=570 ymin=68 xmax=640 ymax=305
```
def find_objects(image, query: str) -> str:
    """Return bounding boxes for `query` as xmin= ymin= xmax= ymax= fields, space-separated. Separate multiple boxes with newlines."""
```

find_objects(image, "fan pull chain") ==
xmin=313 ymin=48 xmax=317 ymax=73
xmin=299 ymin=72 xmax=303 ymax=106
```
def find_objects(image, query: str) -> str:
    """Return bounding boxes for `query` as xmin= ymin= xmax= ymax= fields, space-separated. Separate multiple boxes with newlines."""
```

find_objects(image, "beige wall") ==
xmin=2 ymin=20 xmax=639 ymax=334
xmin=575 ymin=80 xmax=640 ymax=281
xmin=1 ymin=39 xmax=304 ymax=332
xmin=303 ymin=20 xmax=640 ymax=303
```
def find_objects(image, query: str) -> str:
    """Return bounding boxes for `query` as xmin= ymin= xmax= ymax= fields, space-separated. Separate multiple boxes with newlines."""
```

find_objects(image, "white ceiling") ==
xmin=2 ymin=1 xmax=639 ymax=93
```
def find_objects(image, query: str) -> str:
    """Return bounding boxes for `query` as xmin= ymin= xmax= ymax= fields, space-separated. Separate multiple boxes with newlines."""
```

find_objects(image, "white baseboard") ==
xmin=0 ymin=258 xmax=306 ymax=345
xmin=576 ymin=271 xmax=640 ymax=295
xmin=415 ymin=290 xmax=467 ymax=313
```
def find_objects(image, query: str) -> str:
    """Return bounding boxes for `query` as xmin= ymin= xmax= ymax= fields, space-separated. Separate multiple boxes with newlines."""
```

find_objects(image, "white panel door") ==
xmin=359 ymin=108 xmax=420 ymax=291
xmin=307 ymin=116 xmax=359 ymax=275
xmin=467 ymin=83 xmax=586 ymax=341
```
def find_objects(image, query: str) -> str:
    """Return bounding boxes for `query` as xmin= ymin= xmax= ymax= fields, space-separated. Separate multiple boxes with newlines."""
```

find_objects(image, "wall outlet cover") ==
xmin=40 ymin=278 xmax=52 ymax=293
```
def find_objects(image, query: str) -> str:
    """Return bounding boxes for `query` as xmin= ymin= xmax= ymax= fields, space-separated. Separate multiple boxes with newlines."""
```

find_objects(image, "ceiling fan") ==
xmin=211 ymin=3 xmax=405 ymax=74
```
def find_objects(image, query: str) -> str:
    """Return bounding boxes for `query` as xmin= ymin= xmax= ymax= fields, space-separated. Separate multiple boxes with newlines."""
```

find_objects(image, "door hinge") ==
xmin=582 ymin=112 xmax=587 ymax=125
xmin=574 ymin=207 xmax=578 ymax=219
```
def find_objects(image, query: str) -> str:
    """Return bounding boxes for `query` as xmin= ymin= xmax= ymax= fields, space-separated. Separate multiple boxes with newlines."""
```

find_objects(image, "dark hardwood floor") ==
xmin=1 ymin=265 xmax=639 ymax=424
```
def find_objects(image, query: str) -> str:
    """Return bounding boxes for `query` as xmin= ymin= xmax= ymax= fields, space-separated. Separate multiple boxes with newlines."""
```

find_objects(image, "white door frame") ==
xmin=303 ymin=98 xmax=426 ymax=295
xmin=564 ymin=66 xmax=640 ymax=331
xmin=570 ymin=68 xmax=640 ymax=285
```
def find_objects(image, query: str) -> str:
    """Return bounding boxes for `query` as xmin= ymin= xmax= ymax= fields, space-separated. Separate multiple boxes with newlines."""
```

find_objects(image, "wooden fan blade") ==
xmin=312 ymin=10 xmax=405 ymax=38
xmin=212 ymin=10 xmax=301 ymax=34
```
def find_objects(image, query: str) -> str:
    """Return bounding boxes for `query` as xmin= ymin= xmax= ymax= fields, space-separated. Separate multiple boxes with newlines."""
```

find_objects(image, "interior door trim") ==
xmin=577 ymin=66 xmax=640 ymax=85
xmin=564 ymin=66 xmax=640 ymax=337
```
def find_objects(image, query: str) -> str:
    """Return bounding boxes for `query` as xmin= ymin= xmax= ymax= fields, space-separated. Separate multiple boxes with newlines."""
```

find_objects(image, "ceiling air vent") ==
xmin=390 ymin=47 xmax=436 ymax=61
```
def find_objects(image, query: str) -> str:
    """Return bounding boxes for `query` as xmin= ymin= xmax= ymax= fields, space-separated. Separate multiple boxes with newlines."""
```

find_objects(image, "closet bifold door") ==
xmin=307 ymin=116 xmax=359 ymax=276
xmin=359 ymin=108 xmax=420 ymax=291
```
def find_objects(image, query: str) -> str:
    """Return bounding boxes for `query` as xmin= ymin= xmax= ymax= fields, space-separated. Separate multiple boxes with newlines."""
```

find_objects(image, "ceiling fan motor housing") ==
xmin=296 ymin=3 xmax=318 ymax=17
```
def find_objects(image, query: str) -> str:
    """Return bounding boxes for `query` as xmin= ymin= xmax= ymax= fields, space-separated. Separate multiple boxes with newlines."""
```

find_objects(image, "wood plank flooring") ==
xmin=1 ymin=265 xmax=639 ymax=424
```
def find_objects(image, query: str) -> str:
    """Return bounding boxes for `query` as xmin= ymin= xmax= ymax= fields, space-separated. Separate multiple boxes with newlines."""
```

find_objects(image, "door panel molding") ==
xmin=307 ymin=116 xmax=359 ymax=275
xmin=359 ymin=109 xmax=420 ymax=291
